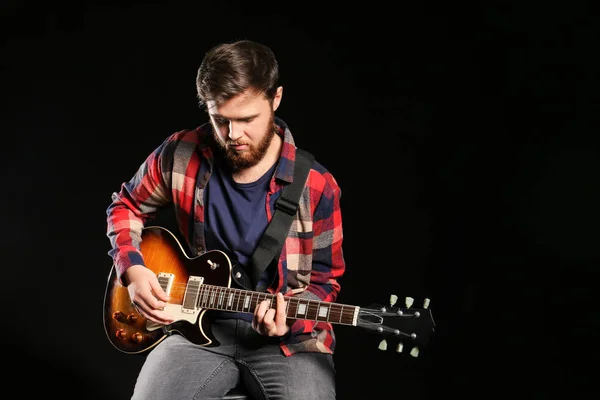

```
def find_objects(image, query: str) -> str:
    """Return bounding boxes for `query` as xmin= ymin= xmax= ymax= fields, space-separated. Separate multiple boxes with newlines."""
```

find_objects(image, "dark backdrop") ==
xmin=1 ymin=1 xmax=597 ymax=398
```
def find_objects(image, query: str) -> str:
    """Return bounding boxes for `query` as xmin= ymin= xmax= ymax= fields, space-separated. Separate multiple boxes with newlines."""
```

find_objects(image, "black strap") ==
xmin=244 ymin=148 xmax=315 ymax=290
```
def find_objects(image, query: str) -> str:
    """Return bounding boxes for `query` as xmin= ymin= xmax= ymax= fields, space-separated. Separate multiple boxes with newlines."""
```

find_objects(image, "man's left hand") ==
xmin=252 ymin=292 xmax=290 ymax=337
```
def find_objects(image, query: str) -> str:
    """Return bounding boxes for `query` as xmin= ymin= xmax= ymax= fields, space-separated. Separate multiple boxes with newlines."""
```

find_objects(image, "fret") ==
xmin=261 ymin=293 xmax=270 ymax=308
xmin=295 ymin=299 xmax=307 ymax=318
xmin=248 ymin=292 xmax=254 ymax=312
xmin=269 ymin=293 xmax=276 ymax=308
xmin=243 ymin=292 xmax=251 ymax=311
xmin=325 ymin=303 xmax=339 ymax=323
xmin=334 ymin=304 xmax=343 ymax=323
xmin=199 ymin=286 xmax=206 ymax=307
xmin=214 ymin=287 xmax=221 ymax=307
xmin=342 ymin=305 xmax=351 ymax=324
xmin=240 ymin=291 xmax=246 ymax=311
xmin=217 ymin=288 xmax=222 ymax=309
xmin=307 ymin=299 xmax=314 ymax=319
xmin=256 ymin=293 xmax=263 ymax=309
xmin=212 ymin=286 xmax=219 ymax=307
xmin=254 ymin=292 xmax=263 ymax=311
xmin=253 ymin=293 xmax=259 ymax=310
xmin=235 ymin=289 xmax=243 ymax=311
xmin=218 ymin=288 xmax=225 ymax=308
xmin=254 ymin=293 xmax=267 ymax=310
xmin=317 ymin=303 xmax=329 ymax=321
xmin=226 ymin=290 xmax=234 ymax=310
xmin=201 ymin=287 xmax=209 ymax=308
xmin=290 ymin=298 xmax=300 ymax=318
xmin=209 ymin=288 xmax=216 ymax=307
xmin=253 ymin=292 xmax=260 ymax=310
xmin=209 ymin=287 xmax=216 ymax=307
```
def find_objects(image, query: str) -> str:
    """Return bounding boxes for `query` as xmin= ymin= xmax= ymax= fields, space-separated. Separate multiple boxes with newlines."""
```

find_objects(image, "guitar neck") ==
xmin=192 ymin=284 xmax=359 ymax=326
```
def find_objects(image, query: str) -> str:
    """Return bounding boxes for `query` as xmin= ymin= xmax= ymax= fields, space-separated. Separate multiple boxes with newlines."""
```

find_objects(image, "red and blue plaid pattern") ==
xmin=106 ymin=118 xmax=346 ymax=356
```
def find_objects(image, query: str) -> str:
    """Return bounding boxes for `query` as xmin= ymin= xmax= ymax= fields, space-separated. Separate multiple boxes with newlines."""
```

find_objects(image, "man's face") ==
xmin=207 ymin=87 xmax=282 ymax=170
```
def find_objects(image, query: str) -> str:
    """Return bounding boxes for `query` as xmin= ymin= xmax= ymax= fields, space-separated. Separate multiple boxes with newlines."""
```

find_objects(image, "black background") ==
xmin=1 ymin=1 xmax=598 ymax=398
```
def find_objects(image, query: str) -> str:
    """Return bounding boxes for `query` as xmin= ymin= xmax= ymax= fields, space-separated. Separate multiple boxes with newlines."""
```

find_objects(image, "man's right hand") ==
xmin=123 ymin=264 xmax=175 ymax=325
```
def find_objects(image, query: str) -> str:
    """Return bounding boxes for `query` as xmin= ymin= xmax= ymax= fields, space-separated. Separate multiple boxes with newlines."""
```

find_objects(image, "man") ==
xmin=106 ymin=39 xmax=345 ymax=399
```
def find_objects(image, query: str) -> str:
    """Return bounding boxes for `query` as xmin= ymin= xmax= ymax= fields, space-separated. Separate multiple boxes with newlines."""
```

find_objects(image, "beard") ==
xmin=215 ymin=113 xmax=276 ymax=171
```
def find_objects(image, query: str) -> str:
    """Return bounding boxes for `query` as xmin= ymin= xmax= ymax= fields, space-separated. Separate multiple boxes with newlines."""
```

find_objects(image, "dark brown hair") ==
xmin=196 ymin=40 xmax=279 ymax=108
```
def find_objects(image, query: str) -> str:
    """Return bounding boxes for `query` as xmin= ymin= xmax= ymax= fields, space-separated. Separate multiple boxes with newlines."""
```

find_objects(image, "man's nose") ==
xmin=228 ymin=121 xmax=242 ymax=140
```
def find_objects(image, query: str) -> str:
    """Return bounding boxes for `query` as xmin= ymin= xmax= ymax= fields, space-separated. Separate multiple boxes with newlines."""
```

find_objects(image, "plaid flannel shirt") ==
xmin=106 ymin=118 xmax=346 ymax=356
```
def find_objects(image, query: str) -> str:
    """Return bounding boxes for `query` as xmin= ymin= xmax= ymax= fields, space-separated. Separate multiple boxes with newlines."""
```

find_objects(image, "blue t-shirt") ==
xmin=204 ymin=155 xmax=277 ymax=320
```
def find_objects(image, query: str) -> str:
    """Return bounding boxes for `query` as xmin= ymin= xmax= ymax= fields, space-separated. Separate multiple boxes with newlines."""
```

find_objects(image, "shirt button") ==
xmin=194 ymin=217 xmax=200 ymax=222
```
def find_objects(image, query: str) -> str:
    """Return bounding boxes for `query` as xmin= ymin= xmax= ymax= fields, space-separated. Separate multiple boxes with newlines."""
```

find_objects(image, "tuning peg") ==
xmin=423 ymin=298 xmax=430 ymax=309
xmin=378 ymin=339 xmax=388 ymax=351
xmin=396 ymin=342 xmax=403 ymax=353
xmin=405 ymin=296 xmax=414 ymax=308
xmin=410 ymin=346 xmax=420 ymax=357
xmin=390 ymin=294 xmax=398 ymax=306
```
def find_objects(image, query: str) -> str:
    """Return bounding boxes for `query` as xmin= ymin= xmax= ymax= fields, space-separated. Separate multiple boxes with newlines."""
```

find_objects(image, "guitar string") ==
xmin=152 ymin=284 xmax=357 ymax=321
xmin=164 ymin=287 xmax=355 ymax=312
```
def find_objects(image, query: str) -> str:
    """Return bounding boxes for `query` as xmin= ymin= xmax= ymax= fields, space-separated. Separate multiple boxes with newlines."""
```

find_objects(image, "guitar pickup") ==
xmin=182 ymin=276 xmax=203 ymax=314
xmin=157 ymin=272 xmax=174 ymax=296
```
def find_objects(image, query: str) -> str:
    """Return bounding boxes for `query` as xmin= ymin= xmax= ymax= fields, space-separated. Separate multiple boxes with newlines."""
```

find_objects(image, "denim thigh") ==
xmin=131 ymin=320 xmax=241 ymax=400
xmin=131 ymin=318 xmax=336 ymax=400
xmin=235 ymin=320 xmax=336 ymax=400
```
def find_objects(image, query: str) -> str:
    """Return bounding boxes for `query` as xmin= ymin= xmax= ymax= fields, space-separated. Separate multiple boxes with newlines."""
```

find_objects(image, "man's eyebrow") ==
xmin=210 ymin=113 xmax=259 ymax=121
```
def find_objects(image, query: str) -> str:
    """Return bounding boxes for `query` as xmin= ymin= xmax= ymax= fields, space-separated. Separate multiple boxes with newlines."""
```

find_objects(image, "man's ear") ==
xmin=273 ymin=86 xmax=283 ymax=111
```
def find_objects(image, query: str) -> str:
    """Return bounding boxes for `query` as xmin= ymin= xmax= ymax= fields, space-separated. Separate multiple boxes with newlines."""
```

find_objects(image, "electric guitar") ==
xmin=103 ymin=226 xmax=436 ymax=355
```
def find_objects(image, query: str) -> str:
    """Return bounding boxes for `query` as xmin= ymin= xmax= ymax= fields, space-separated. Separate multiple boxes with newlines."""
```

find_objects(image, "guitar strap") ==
xmin=231 ymin=148 xmax=315 ymax=291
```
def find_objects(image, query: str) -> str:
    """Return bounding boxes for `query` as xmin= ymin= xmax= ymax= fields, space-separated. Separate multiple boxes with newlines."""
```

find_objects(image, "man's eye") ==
xmin=214 ymin=118 xmax=228 ymax=125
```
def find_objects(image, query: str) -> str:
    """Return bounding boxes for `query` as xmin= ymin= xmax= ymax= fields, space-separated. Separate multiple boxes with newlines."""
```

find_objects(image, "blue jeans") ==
xmin=131 ymin=318 xmax=336 ymax=399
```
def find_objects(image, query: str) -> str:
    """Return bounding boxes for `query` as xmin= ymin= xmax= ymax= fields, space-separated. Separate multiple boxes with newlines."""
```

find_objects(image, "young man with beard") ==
xmin=105 ymin=39 xmax=345 ymax=399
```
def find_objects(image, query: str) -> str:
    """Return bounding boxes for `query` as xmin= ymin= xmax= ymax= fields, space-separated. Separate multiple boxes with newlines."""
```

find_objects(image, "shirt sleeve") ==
xmin=282 ymin=171 xmax=346 ymax=356
xmin=105 ymin=137 xmax=175 ymax=282
xmin=296 ymin=172 xmax=345 ymax=302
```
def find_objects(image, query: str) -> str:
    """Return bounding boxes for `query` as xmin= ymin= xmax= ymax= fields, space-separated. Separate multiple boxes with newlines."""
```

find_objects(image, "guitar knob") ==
xmin=131 ymin=332 xmax=143 ymax=343
xmin=410 ymin=346 xmax=420 ymax=357
xmin=423 ymin=298 xmax=430 ymax=309
xmin=396 ymin=342 xmax=404 ymax=353
xmin=378 ymin=339 xmax=387 ymax=351
xmin=115 ymin=329 xmax=127 ymax=340
xmin=389 ymin=294 xmax=398 ymax=306
xmin=405 ymin=297 xmax=414 ymax=308
xmin=112 ymin=311 xmax=125 ymax=321
xmin=127 ymin=313 xmax=138 ymax=323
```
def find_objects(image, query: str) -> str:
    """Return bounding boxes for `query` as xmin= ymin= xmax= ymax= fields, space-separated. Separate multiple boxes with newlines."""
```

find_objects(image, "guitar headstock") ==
xmin=357 ymin=295 xmax=436 ymax=357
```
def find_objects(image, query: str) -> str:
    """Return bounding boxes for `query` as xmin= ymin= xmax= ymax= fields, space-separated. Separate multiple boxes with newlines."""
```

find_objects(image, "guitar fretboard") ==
xmin=188 ymin=284 xmax=358 ymax=326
